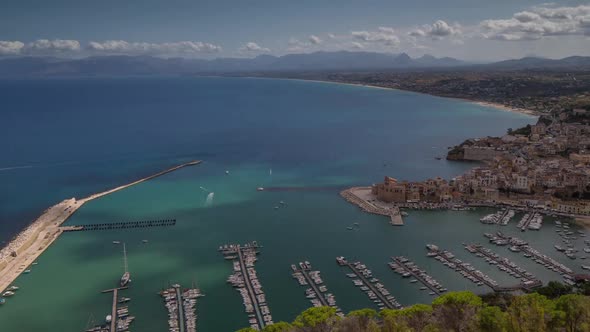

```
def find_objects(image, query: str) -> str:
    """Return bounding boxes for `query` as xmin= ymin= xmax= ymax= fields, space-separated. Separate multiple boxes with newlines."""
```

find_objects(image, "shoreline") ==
xmin=0 ymin=160 xmax=201 ymax=292
xmin=246 ymin=76 xmax=540 ymax=118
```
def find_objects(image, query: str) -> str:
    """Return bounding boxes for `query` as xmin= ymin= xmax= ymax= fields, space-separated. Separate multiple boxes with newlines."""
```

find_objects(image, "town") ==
xmin=366 ymin=106 xmax=590 ymax=218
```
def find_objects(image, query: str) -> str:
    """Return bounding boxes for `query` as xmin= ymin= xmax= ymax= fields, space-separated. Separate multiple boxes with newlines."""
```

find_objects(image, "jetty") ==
xmin=336 ymin=256 xmax=402 ymax=310
xmin=464 ymin=244 xmax=542 ymax=290
xmin=0 ymin=160 xmax=201 ymax=293
xmin=340 ymin=187 xmax=404 ymax=226
xmin=389 ymin=256 xmax=446 ymax=295
xmin=291 ymin=261 xmax=341 ymax=314
xmin=160 ymin=284 xmax=203 ymax=332
xmin=220 ymin=242 xmax=272 ymax=330
xmin=486 ymin=233 xmax=574 ymax=282
xmin=480 ymin=209 xmax=515 ymax=226
xmin=426 ymin=245 xmax=502 ymax=291
xmin=85 ymin=287 xmax=134 ymax=332
xmin=62 ymin=219 xmax=176 ymax=232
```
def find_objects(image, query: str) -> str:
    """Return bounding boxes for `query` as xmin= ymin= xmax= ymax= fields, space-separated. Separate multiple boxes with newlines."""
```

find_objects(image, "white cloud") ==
xmin=239 ymin=42 xmax=270 ymax=53
xmin=480 ymin=4 xmax=590 ymax=41
xmin=87 ymin=40 xmax=222 ymax=55
xmin=24 ymin=39 xmax=81 ymax=54
xmin=0 ymin=41 xmax=24 ymax=55
xmin=351 ymin=27 xmax=400 ymax=47
xmin=309 ymin=35 xmax=322 ymax=45
xmin=409 ymin=20 xmax=461 ymax=39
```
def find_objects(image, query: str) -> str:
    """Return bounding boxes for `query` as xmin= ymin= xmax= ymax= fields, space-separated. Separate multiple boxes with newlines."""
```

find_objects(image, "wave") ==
xmin=0 ymin=165 xmax=33 ymax=172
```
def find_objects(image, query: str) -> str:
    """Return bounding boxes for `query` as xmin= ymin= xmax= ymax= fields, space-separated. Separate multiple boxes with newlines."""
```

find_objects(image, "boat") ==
xmin=120 ymin=243 xmax=131 ymax=287
xmin=0 ymin=298 xmax=5 ymax=305
xmin=225 ymin=170 xmax=230 ymax=174
xmin=2 ymin=291 xmax=14 ymax=297
xmin=401 ymin=211 xmax=409 ymax=217
xmin=435 ymin=157 xmax=442 ymax=160
xmin=256 ymin=187 xmax=264 ymax=191
xmin=118 ymin=297 xmax=131 ymax=303
xmin=8 ymin=286 xmax=18 ymax=291
xmin=509 ymin=246 xmax=521 ymax=252
xmin=142 ymin=239 xmax=148 ymax=243
xmin=23 ymin=270 xmax=31 ymax=274
xmin=426 ymin=244 xmax=439 ymax=252
xmin=346 ymin=227 xmax=353 ymax=230
xmin=582 ymin=265 xmax=590 ymax=270
xmin=555 ymin=245 xmax=565 ymax=252
xmin=113 ymin=241 xmax=120 ymax=244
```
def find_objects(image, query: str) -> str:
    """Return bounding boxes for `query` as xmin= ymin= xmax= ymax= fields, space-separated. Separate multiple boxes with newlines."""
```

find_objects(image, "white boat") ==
xmin=8 ymin=286 xmax=18 ymax=291
xmin=113 ymin=241 xmax=120 ymax=244
xmin=120 ymin=243 xmax=131 ymax=287
xmin=256 ymin=187 xmax=264 ymax=191
xmin=225 ymin=170 xmax=230 ymax=174
xmin=2 ymin=291 xmax=14 ymax=297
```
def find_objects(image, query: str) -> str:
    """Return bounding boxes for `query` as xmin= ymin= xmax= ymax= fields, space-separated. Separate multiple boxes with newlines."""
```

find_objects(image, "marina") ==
xmin=464 ymin=244 xmax=542 ymax=290
xmin=86 ymin=287 xmax=134 ymax=332
xmin=516 ymin=211 xmax=543 ymax=231
xmin=426 ymin=244 xmax=505 ymax=291
xmin=220 ymin=242 xmax=272 ymax=330
xmin=388 ymin=256 xmax=446 ymax=295
xmin=160 ymin=284 xmax=203 ymax=332
xmin=336 ymin=256 xmax=402 ymax=310
xmin=291 ymin=261 xmax=341 ymax=313
xmin=479 ymin=209 xmax=515 ymax=226
xmin=486 ymin=232 xmax=574 ymax=282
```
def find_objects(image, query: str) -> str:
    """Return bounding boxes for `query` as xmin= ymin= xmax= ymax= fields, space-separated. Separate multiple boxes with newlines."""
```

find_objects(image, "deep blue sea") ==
xmin=0 ymin=77 xmax=560 ymax=332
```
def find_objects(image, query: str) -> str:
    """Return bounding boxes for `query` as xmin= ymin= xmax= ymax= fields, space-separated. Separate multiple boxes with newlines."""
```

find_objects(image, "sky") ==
xmin=0 ymin=0 xmax=589 ymax=61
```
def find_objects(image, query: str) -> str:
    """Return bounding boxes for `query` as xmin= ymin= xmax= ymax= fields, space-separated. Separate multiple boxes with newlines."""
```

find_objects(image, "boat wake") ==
xmin=0 ymin=165 xmax=33 ymax=172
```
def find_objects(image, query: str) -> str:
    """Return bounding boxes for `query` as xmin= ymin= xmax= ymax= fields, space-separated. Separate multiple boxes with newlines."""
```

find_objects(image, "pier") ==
xmin=426 ymin=245 xmax=501 ymax=291
xmin=220 ymin=242 xmax=272 ymax=330
xmin=464 ymin=244 xmax=542 ymax=290
xmin=0 ymin=160 xmax=202 ymax=294
xmin=62 ymin=219 xmax=176 ymax=232
xmin=389 ymin=256 xmax=446 ymax=295
xmin=480 ymin=209 xmax=514 ymax=226
xmin=487 ymin=233 xmax=574 ymax=281
xmin=86 ymin=287 xmax=134 ymax=332
xmin=291 ymin=261 xmax=340 ymax=313
xmin=336 ymin=257 xmax=401 ymax=310
xmin=160 ymin=284 xmax=202 ymax=332
xmin=340 ymin=187 xmax=404 ymax=226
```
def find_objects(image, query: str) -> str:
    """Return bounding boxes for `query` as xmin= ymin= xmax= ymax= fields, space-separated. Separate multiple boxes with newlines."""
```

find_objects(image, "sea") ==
xmin=1 ymin=77 xmax=584 ymax=332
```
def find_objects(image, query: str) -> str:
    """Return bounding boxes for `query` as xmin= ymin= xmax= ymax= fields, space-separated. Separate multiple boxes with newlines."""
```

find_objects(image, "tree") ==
xmin=507 ymin=293 xmax=557 ymax=332
xmin=478 ymin=306 xmax=508 ymax=332
xmin=431 ymin=291 xmax=483 ymax=332
xmin=237 ymin=328 xmax=258 ymax=332
xmin=536 ymin=281 xmax=573 ymax=299
xmin=262 ymin=321 xmax=293 ymax=332
xmin=344 ymin=309 xmax=378 ymax=331
xmin=555 ymin=294 xmax=590 ymax=332
xmin=292 ymin=306 xmax=339 ymax=332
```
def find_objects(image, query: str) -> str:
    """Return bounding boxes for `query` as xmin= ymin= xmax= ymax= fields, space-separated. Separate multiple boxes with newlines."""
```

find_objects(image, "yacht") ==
xmin=426 ymin=244 xmax=439 ymax=251
xmin=256 ymin=187 xmax=264 ymax=191
xmin=8 ymin=286 xmax=18 ymax=291
xmin=120 ymin=243 xmax=131 ymax=287
xmin=2 ymin=291 xmax=15 ymax=297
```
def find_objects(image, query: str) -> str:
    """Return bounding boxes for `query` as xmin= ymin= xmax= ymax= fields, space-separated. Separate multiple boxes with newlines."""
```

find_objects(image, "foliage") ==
xmin=262 ymin=321 xmax=294 ymax=332
xmin=292 ymin=306 xmax=339 ymax=332
xmin=478 ymin=306 xmax=507 ymax=332
xmin=536 ymin=281 xmax=573 ymax=299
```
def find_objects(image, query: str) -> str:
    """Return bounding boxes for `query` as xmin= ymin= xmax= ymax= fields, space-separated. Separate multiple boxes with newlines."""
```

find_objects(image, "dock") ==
xmin=336 ymin=256 xmax=401 ymax=310
xmin=426 ymin=245 xmax=502 ymax=291
xmin=486 ymin=233 xmax=574 ymax=281
xmin=86 ymin=287 xmax=134 ymax=332
xmin=464 ymin=244 xmax=542 ymax=290
xmin=160 ymin=284 xmax=202 ymax=332
xmin=220 ymin=242 xmax=272 ymax=330
xmin=291 ymin=261 xmax=341 ymax=313
xmin=62 ymin=219 xmax=176 ymax=232
xmin=389 ymin=256 xmax=446 ymax=295
xmin=340 ymin=187 xmax=404 ymax=226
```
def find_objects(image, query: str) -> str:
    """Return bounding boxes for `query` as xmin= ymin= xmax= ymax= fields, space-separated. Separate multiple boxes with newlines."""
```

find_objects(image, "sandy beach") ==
xmin=0 ymin=160 xmax=201 ymax=293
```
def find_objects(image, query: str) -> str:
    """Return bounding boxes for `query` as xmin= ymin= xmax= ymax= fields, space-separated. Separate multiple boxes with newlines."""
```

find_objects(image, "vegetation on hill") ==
xmin=237 ymin=285 xmax=590 ymax=332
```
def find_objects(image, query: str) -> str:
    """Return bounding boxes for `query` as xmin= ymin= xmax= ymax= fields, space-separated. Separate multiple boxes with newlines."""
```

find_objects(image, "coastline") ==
xmin=0 ymin=160 xmax=201 ymax=292
xmin=251 ymin=76 xmax=540 ymax=118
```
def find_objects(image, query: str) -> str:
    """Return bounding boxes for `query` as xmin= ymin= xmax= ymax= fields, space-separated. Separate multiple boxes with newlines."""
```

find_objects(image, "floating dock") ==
xmin=160 ymin=284 xmax=202 ymax=332
xmin=426 ymin=245 xmax=502 ymax=291
xmin=389 ymin=256 xmax=446 ymax=295
xmin=291 ymin=261 xmax=341 ymax=314
xmin=487 ymin=233 xmax=574 ymax=282
xmin=220 ymin=242 xmax=272 ymax=330
xmin=336 ymin=256 xmax=401 ymax=310
xmin=62 ymin=219 xmax=176 ymax=232
xmin=465 ymin=244 xmax=542 ymax=290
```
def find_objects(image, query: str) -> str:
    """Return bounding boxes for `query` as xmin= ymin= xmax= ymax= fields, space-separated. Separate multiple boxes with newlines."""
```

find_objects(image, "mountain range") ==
xmin=0 ymin=51 xmax=588 ymax=77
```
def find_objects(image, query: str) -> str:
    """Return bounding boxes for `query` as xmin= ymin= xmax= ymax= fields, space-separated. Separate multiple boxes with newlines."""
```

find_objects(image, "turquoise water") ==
xmin=1 ymin=77 xmax=578 ymax=332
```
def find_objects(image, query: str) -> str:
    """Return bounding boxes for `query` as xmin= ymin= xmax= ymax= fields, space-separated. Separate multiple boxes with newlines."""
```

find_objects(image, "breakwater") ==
xmin=0 ymin=160 xmax=201 ymax=293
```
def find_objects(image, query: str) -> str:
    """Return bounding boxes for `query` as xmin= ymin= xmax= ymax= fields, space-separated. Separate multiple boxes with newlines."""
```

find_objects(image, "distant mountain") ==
xmin=484 ymin=56 xmax=590 ymax=70
xmin=0 ymin=51 xmax=467 ymax=77
xmin=0 ymin=52 xmax=587 ymax=78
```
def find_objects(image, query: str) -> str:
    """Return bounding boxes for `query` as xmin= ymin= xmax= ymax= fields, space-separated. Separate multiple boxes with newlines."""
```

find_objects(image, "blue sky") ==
xmin=0 ymin=0 xmax=588 ymax=60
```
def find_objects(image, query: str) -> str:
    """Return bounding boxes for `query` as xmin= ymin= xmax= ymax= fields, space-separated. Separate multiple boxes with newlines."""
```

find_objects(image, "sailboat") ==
xmin=120 ymin=243 xmax=131 ymax=287
xmin=269 ymin=168 xmax=272 ymax=175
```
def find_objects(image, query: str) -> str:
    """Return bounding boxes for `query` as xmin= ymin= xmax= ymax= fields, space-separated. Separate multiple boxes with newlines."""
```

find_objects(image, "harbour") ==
xmin=160 ymin=284 xmax=202 ymax=332
xmin=291 ymin=261 xmax=341 ymax=313
xmin=389 ymin=256 xmax=446 ymax=295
